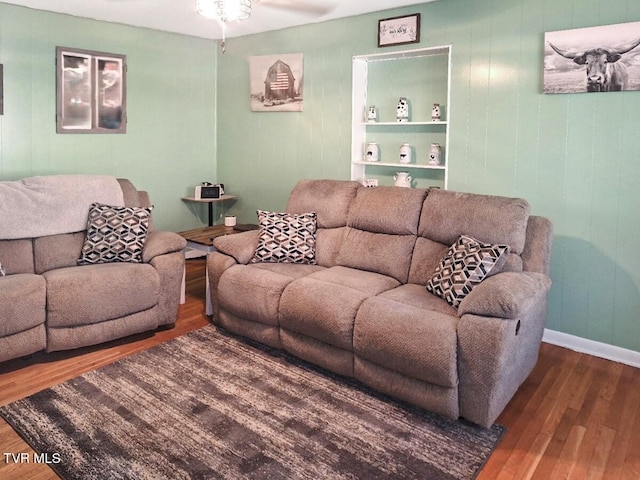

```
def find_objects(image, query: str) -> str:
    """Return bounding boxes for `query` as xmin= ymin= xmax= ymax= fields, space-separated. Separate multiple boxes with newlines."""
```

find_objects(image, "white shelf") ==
xmin=362 ymin=121 xmax=448 ymax=126
xmin=352 ymin=161 xmax=446 ymax=170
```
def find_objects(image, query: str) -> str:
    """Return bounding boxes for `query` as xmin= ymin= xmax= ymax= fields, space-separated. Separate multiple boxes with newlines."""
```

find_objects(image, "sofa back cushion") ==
xmin=0 ymin=239 xmax=35 ymax=274
xmin=286 ymin=179 xmax=361 ymax=267
xmin=337 ymin=186 xmax=427 ymax=283
xmin=34 ymin=232 xmax=86 ymax=274
xmin=408 ymin=189 xmax=531 ymax=285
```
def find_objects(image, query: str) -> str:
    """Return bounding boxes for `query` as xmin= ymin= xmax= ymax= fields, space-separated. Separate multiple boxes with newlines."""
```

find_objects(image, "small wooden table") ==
xmin=179 ymin=224 xmax=258 ymax=315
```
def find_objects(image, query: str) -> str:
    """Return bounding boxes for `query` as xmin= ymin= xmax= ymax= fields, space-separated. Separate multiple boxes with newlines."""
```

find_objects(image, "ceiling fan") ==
xmin=195 ymin=0 xmax=336 ymax=23
xmin=195 ymin=0 xmax=336 ymax=52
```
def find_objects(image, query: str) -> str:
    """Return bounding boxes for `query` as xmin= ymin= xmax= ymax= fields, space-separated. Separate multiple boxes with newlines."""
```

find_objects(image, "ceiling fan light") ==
xmin=196 ymin=0 xmax=252 ymax=22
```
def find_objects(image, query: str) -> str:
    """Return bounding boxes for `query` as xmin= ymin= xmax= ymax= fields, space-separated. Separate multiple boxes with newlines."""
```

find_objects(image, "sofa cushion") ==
xmin=44 ymin=263 xmax=159 ymax=328
xmin=33 ymin=232 xmax=85 ymax=274
xmin=427 ymin=235 xmax=510 ymax=308
xmin=418 ymin=189 xmax=530 ymax=254
xmin=354 ymin=293 xmax=459 ymax=388
xmin=337 ymin=187 xmax=427 ymax=283
xmin=377 ymin=283 xmax=458 ymax=317
xmin=218 ymin=263 xmax=324 ymax=326
xmin=285 ymin=180 xmax=361 ymax=268
xmin=347 ymin=186 xmax=427 ymax=235
xmin=279 ymin=266 xmax=400 ymax=350
xmin=407 ymin=237 xmax=451 ymax=286
xmin=286 ymin=179 xmax=361 ymax=229
xmin=337 ymin=229 xmax=417 ymax=283
xmin=0 ymin=239 xmax=35 ymax=274
xmin=0 ymin=274 xmax=46 ymax=336
xmin=78 ymin=203 xmax=153 ymax=265
xmin=250 ymin=210 xmax=317 ymax=264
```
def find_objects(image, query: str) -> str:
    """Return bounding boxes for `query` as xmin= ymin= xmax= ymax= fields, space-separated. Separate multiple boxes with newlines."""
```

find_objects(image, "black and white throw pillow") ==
xmin=426 ymin=235 xmax=510 ymax=308
xmin=78 ymin=203 xmax=153 ymax=265
xmin=250 ymin=210 xmax=317 ymax=264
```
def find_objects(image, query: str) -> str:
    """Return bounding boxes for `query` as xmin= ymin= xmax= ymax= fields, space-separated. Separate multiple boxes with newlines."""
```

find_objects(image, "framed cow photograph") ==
xmin=544 ymin=21 xmax=640 ymax=94
xmin=249 ymin=53 xmax=303 ymax=112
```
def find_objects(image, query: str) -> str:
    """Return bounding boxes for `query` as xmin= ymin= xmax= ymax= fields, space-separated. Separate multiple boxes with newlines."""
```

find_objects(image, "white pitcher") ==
xmin=393 ymin=172 xmax=412 ymax=188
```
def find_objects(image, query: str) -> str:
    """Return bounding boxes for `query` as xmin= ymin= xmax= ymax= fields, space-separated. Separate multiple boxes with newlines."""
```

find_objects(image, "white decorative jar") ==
xmin=393 ymin=172 xmax=412 ymax=188
xmin=431 ymin=103 xmax=441 ymax=121
xmin=396 ymin=97 xmax=409 ymax=122
xmin=399 ymin=143 xmax=412 ymax=164
xmin=428 ymin=143 xmax=442 ymax=166
xmin=367 ymin=105 xmax=378 ymax=123
xmin=365 ymin=142 xmax=379 ymax=162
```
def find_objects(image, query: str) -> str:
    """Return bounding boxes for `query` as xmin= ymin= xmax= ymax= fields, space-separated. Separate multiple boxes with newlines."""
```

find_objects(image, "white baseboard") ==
xmin=543 ymin=329 xmax=640 ymax=369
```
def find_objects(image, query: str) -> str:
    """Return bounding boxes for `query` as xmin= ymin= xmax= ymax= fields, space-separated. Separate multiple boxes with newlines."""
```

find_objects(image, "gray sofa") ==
xmin=0 ymin=177 xmax=187 ymax=363
xmin=208 ymin=179 xmax=553 ymax=427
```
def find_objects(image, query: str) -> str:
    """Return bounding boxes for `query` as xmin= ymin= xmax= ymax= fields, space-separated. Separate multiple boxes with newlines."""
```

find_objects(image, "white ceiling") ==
xmin=1 ymin=0 xmax=439 ymax=40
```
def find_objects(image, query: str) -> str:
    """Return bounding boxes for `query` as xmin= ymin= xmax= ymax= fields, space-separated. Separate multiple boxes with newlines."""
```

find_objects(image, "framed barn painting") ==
xmin=249 ymin=53 xmax=303 ymax=112
xmin=544 ymin=21 xmax=640 ymax=94
xmin=56 ymin=46 xmax=126 ymax=133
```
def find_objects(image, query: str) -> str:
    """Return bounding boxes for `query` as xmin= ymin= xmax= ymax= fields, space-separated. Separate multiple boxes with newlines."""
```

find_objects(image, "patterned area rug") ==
xmin=1 ymin=326 xmax=505 ymax=479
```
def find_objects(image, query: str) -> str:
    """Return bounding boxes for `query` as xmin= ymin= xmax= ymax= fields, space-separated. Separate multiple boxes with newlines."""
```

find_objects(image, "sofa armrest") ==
xmin=456 ymin=271 xmax=551 ymax=427
xmin=458 ymin=271 xmax=552 ymax=319
xmin=212 ymin=230 xmax=258 ymax=265
xmin=142 ymin=231 xmax=187 ymax=263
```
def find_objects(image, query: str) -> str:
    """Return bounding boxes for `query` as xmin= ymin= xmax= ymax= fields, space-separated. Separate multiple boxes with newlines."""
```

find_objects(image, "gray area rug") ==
xmin=1 ymin=326 xmax=505 ymax=479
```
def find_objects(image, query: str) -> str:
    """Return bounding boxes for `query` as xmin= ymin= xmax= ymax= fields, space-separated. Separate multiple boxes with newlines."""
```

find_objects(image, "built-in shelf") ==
xmin=351 ymin=45 xmax=452 ymax=189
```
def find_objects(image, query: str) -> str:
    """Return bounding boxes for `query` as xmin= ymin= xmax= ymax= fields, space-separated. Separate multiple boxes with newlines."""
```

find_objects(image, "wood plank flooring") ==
xmin=1 ymin=258 xmax=638 ymax=479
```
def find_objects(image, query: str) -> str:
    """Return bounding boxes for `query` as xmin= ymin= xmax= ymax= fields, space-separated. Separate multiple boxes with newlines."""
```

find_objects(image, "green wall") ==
xmin=216 ymin=0 xmax=640 ymax=353
xmin=1 ymin=1 xmax=639 ymax=354
xmin=0 ymin=3 xmax=218 ymax=231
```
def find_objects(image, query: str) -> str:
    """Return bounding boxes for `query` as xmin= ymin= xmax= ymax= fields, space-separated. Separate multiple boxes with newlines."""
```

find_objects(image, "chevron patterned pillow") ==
xmin=250 ymin=210 xmax=317 ymax=264
xmin=78 ymin=203 xmax=153 ymax=265
xmin=426 ymin=235 xmax=510 ymax=308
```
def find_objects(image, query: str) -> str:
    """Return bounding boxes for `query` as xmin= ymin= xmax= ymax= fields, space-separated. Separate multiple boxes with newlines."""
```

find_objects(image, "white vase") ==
xmin=396 ymin=97 xmax=409 ymax=122
xmin=399 ymin=143 xmax=412 ymax=164
xmin=431 ymin=103 xmax=441 ymax=121
xmin=393 ymin=172 xmax=412 ymax=188
xmin=365 ymin=142 xmax=379 ymax=162
xmin=367 ymin=105 xmax=377 ymax=123
xmin=428 ymin=143 xmax=442 ymax=166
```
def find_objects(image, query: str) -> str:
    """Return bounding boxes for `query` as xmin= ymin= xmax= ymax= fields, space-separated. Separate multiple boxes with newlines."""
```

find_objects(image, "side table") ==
xmin=178 ymin=224 xmax=258 ymax=315
xmin=181 ymin=195 xmax=237 ymax=227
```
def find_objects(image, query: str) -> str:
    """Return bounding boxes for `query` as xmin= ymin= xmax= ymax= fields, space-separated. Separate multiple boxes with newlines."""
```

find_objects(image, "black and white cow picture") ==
xmin=544 ymin=21 xmax=640 ymax=94
xmin=548 ymin=37 xmax=640 ymax=92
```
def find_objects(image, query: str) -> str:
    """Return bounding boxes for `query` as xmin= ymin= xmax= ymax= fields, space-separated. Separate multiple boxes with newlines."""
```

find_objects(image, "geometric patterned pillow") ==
xmin=78 ymin=203 xmax=153 ymax=265
xmin=250 ymin=210 xmax=317 ymax=264
xmin=426 ymin=235 xmax=510 ymax=308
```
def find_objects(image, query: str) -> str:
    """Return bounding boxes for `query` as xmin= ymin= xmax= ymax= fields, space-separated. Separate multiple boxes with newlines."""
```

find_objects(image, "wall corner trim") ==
xmin=543 ymin=329 xmax=640 ymax=369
